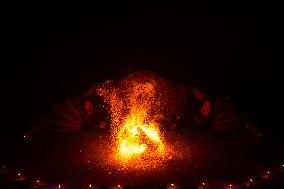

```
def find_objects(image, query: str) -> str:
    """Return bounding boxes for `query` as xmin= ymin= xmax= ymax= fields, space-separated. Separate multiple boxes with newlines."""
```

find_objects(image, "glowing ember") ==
xmin=117 ymin=109 xmax=165 ymax=161
xmin=96 ymin=72 xmax=181 ymax=168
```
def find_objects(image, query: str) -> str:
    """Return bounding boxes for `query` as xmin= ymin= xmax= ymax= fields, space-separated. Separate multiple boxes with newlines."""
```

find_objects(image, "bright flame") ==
xmin=117 ymin=109 xmax=165 ymax=161
xmin=96 ymin=72 xmax=173 ymax=168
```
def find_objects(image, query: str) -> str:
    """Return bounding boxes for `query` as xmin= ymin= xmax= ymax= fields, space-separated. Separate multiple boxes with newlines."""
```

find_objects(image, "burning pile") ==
xmin=96 ymin=71 xmax=187 ymax=168
xmin=116 ymin=109 xmax=165 ymax=162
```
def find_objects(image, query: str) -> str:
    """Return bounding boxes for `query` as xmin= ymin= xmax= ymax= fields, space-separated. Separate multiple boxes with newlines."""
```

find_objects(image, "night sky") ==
xmin=0 ymin=2 xmax=282 ymax=150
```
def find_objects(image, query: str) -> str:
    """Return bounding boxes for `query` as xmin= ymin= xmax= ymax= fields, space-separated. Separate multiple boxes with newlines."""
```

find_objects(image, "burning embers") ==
xmin=96 ymin=72 xmax=184 ymax=168
xmin=117 ymin=109 xmax=165 ymax=162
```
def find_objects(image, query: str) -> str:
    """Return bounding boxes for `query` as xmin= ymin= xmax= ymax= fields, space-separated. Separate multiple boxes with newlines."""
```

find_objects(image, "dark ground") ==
xmin=1 ymin=130 xmax=284 ymax=188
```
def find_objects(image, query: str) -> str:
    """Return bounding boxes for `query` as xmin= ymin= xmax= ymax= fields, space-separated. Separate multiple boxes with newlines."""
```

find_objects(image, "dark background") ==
xmin=0 ymin=2 xmax=282 ymax=150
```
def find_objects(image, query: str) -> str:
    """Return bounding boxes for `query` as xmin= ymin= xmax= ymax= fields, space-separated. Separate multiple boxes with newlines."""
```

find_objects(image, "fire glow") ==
xmin=117 ymin=109 xmax=165 ymax=161
xmin=96 ymin=72 xmax=176 ymax=168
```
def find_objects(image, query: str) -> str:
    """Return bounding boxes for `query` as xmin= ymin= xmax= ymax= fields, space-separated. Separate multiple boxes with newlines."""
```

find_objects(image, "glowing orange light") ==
xmin=89 ymin=184 xmax=92 ymax=188
xmin=97 ymin=75 xmax=171 ymax=169
xmin=116 ymin=110 xmax=165 ymax=161
xmin=37 ymin=180 xmax=40 ymax=183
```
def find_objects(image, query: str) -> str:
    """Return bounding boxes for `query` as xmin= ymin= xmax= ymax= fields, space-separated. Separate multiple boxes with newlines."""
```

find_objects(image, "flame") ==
xmin=96 ymin=72 xmax=170 ymax=168
xmin=117 ymin=109 xmax=165 ymax=161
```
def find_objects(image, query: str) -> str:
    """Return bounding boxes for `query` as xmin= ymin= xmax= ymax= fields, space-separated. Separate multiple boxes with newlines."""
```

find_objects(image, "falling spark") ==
xmin=96 ymin=73 xmax=178 ymax=169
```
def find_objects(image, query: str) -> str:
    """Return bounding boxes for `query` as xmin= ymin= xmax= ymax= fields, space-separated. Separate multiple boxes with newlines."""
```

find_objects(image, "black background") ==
xmin=0 ymin=1 xmax=282 ymax=145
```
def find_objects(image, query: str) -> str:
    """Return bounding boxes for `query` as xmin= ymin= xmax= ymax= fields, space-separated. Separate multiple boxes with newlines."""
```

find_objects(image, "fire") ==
xmin=117 ymin=109 xmax=165 ymax=161
xmin=96 ymin=72 xmax=173 ymax=168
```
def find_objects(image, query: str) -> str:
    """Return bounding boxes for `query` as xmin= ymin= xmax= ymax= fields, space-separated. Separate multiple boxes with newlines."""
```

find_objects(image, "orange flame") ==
xmin=96 ymin=72 xmax=171 ymax=167
xmin=117 ymin=109 xmax=165 ymax=161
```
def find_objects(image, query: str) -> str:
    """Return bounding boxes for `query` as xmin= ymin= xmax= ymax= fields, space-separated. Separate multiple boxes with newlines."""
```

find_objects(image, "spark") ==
xmin=97 ymin=74 xmax=172 ymax=169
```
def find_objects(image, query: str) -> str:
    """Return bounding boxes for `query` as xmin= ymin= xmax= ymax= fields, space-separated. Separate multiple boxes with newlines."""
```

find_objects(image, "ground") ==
xmin=1 ymin=129 xmax=283 ymax=188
